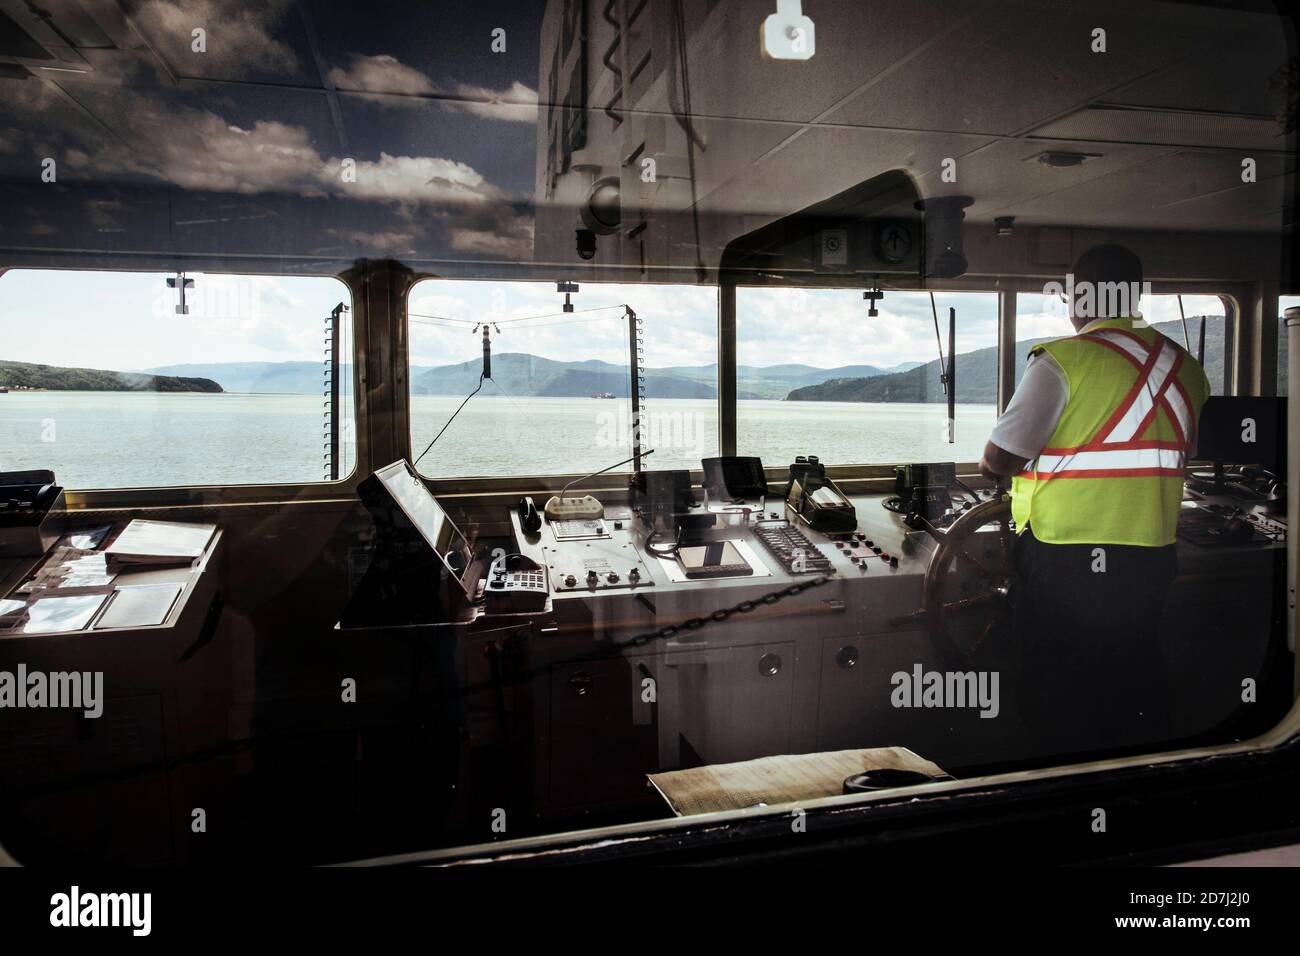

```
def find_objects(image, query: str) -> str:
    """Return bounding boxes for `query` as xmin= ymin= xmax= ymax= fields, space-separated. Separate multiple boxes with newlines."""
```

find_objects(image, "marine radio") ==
xmin=784 ymin=455 xmax=857 ymax=533
xmin=631 ymin=469 xmax=713 ymax=533
xmin=893 ymin=462 xmax=955 ymax=522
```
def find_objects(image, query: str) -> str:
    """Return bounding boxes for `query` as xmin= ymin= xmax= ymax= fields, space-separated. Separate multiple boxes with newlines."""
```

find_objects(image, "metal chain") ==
xmin=612 ymin=574 xmax=833 ymax=651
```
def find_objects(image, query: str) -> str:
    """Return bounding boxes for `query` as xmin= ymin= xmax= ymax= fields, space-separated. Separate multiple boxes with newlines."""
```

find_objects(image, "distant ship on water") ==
xmin=591 ymin=391 xmax=616 ymax=399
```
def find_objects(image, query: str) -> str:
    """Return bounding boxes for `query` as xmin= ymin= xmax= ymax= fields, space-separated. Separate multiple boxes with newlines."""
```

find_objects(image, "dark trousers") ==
xmin=1011 ymin=527 xmax=1178 ymax=759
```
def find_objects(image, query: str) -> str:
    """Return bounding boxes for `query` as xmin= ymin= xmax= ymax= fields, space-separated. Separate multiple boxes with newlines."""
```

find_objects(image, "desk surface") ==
xmin=0 ymin=521 xmax=222 ymax=638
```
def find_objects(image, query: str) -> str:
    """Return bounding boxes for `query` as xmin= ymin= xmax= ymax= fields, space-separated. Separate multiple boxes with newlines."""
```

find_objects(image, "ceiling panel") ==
xmin=822 ymin=0 xmax=1252 ymax=136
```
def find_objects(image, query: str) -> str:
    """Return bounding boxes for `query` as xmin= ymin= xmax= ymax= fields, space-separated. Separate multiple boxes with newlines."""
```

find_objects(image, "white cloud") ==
xmin=449 ymin=214 xmax=534 ymax=258
xmin=327 ymin=152 xmax=499 ymax=204
xmin=327 ymin=54 xmax=437 ymax=97
xmin=447 ymin=80 xmax=539 ymax=123
xmin=327 ymin=53 xmax=538 ymax=121
xmin=136 ymin=0 xmax=300 ymax=76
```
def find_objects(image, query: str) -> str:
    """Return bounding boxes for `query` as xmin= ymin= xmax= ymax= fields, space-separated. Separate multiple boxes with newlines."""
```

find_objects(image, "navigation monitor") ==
xmin=1194 ymin=397 xmax=1286 ymax=474
xmin=363 ymin=459 xmax=477 ymax=601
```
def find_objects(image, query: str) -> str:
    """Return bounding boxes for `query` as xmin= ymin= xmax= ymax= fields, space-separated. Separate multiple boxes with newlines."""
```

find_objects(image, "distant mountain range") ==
xmin=0 ymin=360 xmax=221 ymax=393
xmin=786 ymin=317 xmax=1273 ymax=403
xmin=146 ymin=361 xmax=361 ymax=395
xmin=26 ymin=315 xmax=1287 ymax=399
xmin=407 ymin=354 xmax=922 ymax=400
xmin=147 ymin=356 xmax=922 ymax=399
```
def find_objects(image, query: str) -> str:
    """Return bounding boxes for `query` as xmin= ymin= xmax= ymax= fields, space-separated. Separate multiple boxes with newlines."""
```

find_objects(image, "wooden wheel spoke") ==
xmin=955 ymin=547 xmax=994 ymax=579
xmin=910 ymin=495 xmax=1015 ymax=663
xmin=941 ymin=590 xmax=1003 ymax=613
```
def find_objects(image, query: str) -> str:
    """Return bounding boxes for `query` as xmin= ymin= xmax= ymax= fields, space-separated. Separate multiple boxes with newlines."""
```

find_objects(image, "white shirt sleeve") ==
xmin=988 ymin=352 xmax=1069 ymax=461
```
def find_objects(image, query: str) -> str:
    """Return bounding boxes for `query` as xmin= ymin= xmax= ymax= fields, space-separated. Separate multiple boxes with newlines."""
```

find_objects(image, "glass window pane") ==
xmin=0 ymin=270 xmax=355 ymax=488
xmin=407 ymin=280 xmax=718 ymax=478
xmin=1278 ymin=295 xmax=1296 ymax=397
xmin=1015 ymin=292 xmax=1227 ymax=396
xmin=735 ymin=288 xmax=999 ymax=465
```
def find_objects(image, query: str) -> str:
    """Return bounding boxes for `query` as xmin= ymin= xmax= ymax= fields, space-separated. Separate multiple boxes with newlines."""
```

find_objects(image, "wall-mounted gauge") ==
xmin=875 ymin=222 xmax=913 ymax=263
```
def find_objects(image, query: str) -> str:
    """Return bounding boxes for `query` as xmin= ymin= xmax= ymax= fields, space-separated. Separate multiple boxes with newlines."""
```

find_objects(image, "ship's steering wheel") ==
xmin=892 ymin=494 xmax=1017 ymax=659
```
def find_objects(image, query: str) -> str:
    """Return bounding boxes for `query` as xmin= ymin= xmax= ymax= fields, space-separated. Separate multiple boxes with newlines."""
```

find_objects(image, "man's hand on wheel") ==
xmin=979 ymin=440 xmax=1029 ymax=486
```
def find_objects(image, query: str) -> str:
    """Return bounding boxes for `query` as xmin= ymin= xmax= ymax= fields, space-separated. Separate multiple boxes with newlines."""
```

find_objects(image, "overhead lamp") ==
xmin=761 ymin=0 xmax=815 ymax=60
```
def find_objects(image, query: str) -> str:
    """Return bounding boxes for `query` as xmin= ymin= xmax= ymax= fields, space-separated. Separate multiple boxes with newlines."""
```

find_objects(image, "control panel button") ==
xmin=628 ymin=568 xmax=640 ymax=583
xmin=606 ymin=571 xmax=620 ymax=583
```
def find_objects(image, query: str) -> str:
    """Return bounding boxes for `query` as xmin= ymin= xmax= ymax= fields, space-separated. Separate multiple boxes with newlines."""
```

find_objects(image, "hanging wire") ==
xmin=486 ymin=312 xmax=626 ymax=333
xmin=410 ymin=317 xmax=478 ymax=331
xmin=407 ymin=312 xmax=477 ymax=326
xmin=414 ymin=373 xmax=485 ymax=467
xmin=495 ymin=304 xmax=631 ymax=326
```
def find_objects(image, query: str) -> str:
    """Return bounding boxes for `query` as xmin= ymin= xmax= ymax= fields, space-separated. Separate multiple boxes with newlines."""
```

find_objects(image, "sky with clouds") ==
xmin=0 ymin=1 xmax=1235 ymax=373
xmin=0 ymin=265 xmax=1228 ymax=373
xmin=0 ymin=0 xmax=545 ymax=259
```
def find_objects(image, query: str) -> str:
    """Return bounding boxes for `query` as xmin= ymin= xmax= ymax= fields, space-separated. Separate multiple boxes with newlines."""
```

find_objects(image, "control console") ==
xmin=753 ymin=522 xmax=834 ymax=574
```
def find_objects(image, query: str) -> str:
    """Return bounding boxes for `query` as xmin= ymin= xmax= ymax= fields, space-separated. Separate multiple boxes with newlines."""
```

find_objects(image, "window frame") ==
xmin=729 ymin=282 xmax=1004 ymax=469
xmin=0 ymin=264 xmax=368 ymax=510
xmin=403 ymin=273 xmax=725 ymax=492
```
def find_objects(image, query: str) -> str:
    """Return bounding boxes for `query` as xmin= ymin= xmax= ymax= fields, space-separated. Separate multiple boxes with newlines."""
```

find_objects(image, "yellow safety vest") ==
xmin=1010 ymin=318 xmax=1210 ymax=547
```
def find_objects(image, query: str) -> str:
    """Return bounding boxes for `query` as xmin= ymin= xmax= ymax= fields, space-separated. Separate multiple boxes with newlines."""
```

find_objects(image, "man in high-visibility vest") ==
xmin=979 ymin=244 xmax=1210 ymax=758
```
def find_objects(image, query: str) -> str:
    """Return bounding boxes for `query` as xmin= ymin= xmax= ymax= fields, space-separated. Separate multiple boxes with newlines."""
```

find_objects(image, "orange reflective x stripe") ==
xmin=1020 ymin=330 xmax=1194 ymax=481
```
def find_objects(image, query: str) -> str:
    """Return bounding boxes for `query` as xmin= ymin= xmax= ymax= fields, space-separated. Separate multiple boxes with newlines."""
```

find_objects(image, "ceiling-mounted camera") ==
xmin=580 ymin=176 xmax=621 ymax=235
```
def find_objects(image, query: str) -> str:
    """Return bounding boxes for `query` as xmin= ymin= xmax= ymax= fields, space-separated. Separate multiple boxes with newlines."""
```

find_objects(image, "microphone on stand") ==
xmin=544 ymin=449 xmax=656 ymax=522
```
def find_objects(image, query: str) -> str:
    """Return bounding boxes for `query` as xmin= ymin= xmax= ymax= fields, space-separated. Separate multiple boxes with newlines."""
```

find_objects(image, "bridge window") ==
xmin=0 ymin=269 xmax=355 ymax=489
xmin=1277 ymin=295 xmax=1296 ymax=397
xmin=1015 ymin=292 xmax=1228 ymax=396
xmin=407 ymin=279 xmax=719 ymax=478
xmin=734 ymin=288 xmax=1000 ymax=466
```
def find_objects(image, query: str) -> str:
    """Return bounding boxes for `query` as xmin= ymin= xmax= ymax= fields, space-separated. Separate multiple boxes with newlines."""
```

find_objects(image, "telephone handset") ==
xmin=517 ymin=496 xmax=542 ymax=534
xmin=484 ymin=552 xmax=549 ymax=614
xmin=0 ymin=480 xmax=61 ymax=524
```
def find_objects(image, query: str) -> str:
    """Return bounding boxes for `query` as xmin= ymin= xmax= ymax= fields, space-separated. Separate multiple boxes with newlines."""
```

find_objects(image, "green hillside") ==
xmin=146 ymin=357 xmax=915 ymax=399
xmin=787 ymin=317 xmax=1242 ymax=403
xmin=410 ymin=354 xmax=916 ymax=400
xmin=0 ymin=360 xmax=222 ymax=393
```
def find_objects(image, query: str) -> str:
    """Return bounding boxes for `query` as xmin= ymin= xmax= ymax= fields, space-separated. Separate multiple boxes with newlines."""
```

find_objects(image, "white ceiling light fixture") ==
xmin=762 ymin=0 xmax=815 ymax=61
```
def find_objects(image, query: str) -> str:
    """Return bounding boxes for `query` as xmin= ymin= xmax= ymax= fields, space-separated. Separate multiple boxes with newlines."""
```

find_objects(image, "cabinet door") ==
xmin=817 ymin=631 xmax=936 ymax=754
xmin=546 ymin=658 xmax=658 ymax=811
xmin=659 ymin=640 xmax=796 ymax=767
xmin=816 ymin=632 xmax=1023 ymax=770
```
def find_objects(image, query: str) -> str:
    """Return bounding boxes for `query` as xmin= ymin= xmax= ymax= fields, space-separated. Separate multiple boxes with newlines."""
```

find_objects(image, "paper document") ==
xmin=95 ymin=583 xmax=183 ymax=629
